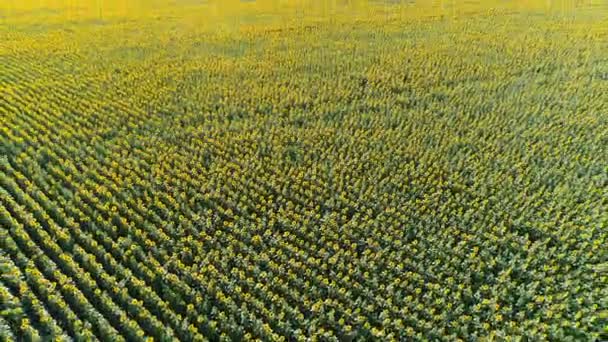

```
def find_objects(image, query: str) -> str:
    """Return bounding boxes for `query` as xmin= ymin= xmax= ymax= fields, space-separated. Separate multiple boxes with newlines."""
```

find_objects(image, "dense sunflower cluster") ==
xmin=1 ymin=1 xmax=607 ymax=341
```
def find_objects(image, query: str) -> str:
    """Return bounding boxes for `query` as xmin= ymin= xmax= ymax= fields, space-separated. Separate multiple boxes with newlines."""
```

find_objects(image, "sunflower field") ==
xmin=1 ymin=0 xmax=607 ymax=341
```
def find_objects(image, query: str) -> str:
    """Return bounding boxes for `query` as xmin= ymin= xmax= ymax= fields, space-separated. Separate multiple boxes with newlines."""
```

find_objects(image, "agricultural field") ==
xmin=1 ymin=0 xmax=607 ymax=341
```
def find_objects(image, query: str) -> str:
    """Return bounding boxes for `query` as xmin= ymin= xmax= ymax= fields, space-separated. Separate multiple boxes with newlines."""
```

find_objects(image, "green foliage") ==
xmin=1 ymin=1 xmax=607 ymax=341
